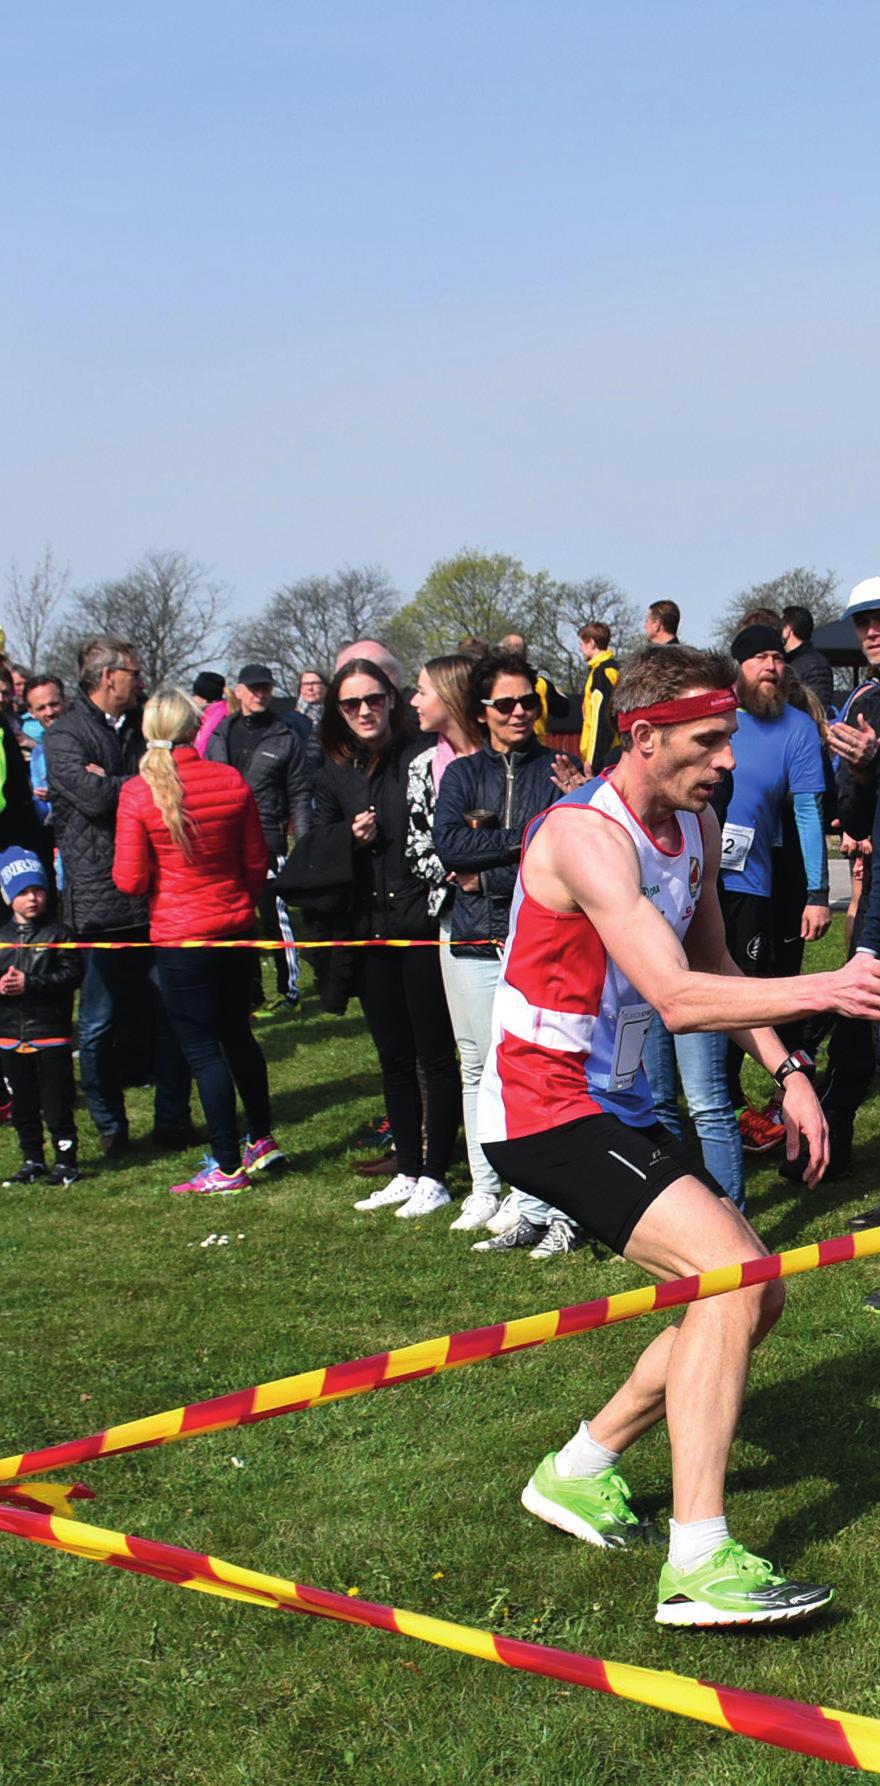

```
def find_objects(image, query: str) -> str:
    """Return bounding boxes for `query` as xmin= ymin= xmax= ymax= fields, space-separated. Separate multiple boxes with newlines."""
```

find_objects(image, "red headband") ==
xmin=617 ymin=686 xmax=738 ymax=734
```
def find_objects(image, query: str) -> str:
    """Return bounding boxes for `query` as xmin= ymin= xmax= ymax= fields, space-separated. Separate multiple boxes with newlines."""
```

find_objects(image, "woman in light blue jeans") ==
xmin=409 ymin=651 xmax=576 ymax=1242
xmin=642 ymin=1015 xmax=745 ymax=1210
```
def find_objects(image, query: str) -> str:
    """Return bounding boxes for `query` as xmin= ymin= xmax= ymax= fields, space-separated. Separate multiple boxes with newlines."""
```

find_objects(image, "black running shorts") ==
xmin=482 ymin=1113 xmax=726 ymax=1256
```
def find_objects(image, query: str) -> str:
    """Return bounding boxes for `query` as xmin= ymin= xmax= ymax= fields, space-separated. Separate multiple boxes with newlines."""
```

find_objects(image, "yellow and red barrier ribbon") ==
xmin=0 ymin=1500 xmax=877 ymax=1771
xmin=1 ymin=1226 xmax=877 ymax=1485
xmin=11 ymin=937 xmax=501 ymax=949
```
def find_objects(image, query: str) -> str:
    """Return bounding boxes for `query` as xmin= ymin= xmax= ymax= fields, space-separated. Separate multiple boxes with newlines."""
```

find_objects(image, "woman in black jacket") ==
xmin=432 ymin=651 xmax=582 ymax=1254
xmin=310 ymin=660 xmax=461 ymax=1220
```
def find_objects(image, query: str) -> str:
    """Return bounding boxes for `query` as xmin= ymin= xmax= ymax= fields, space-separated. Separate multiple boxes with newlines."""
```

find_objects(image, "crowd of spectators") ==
xmin=0 ymin=585 xmax=878 ymax=1270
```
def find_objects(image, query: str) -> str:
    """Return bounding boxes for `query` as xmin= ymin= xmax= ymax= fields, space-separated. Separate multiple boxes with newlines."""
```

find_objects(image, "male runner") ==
xmin=478 ymin=644 xmax=880 ymax=1627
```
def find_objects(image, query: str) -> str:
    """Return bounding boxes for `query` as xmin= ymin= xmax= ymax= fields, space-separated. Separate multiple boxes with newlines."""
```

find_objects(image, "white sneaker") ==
xmin=450 ymin=1191 xmax=500 ymax=1232
xmin=484 ymin=1193 xmax=521 ymax=1236
xmin=354 ymin=1174 xmax=417 ymax=1212
xmin=395 ymin=1176 xmax=452 ymax=1219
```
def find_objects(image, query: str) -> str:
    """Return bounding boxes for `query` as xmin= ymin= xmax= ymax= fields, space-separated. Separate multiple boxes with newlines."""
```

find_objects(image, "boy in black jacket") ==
xmin=0 ymin=847 xmax=82 ymax=1185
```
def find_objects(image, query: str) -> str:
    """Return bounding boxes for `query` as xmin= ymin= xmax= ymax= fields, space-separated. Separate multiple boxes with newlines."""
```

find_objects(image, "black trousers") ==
xmin=155 ymin=947 xmax=272 ymax=1173
xmin=721 ymin=889 xmax=772 ymax=1105
xmin=355 ymin=945 xmax=461 ymax=1181
xmin=5 ymin=1045 xmax=77 ymax=1163
xmin=823 ymin=893 xmax=877 ymax=1117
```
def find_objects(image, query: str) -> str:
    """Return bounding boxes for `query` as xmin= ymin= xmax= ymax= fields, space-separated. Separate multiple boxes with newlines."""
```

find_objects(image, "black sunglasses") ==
xmin=339 ymin=692 xmax=390 ymax=717
xmin=480 ymin=692 xmax=541 ymax=716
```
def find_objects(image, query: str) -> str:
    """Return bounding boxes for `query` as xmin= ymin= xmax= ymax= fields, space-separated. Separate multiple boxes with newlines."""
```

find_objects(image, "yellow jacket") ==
xmin=580 ymin=650 xmax=620 ymax=769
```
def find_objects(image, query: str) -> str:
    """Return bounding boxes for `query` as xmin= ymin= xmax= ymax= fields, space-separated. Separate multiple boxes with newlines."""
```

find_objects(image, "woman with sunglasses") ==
xmin=308 ymin=659 xmax=461 ymax=1220
xmin=433 ymin=651 xmax=584 ymax=1256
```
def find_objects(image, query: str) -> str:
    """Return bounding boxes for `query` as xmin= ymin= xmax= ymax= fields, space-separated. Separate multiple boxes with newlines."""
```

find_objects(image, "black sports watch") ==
xmin=773 ymin=1049 xmax=814 ymax=1089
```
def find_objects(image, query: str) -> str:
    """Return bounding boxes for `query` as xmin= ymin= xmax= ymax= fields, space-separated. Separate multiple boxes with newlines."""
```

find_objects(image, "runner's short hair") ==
xmin=612 ymin=645 xmax=737 ymax=751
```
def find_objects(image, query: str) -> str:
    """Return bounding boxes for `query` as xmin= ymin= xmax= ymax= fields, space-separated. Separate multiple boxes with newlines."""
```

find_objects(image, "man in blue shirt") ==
xmin=721 ymin=625 xmax=830 ymax=1145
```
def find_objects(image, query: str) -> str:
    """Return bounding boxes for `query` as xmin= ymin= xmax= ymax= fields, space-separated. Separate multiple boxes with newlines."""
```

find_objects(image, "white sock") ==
xmin=555 ymin=1420 xmax=621 ymax=1479
xmin=668 ymin=1514 xmax=730 ymax=1572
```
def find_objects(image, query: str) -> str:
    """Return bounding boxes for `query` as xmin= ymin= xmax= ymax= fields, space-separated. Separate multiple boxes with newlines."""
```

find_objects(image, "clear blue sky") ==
xmin=2 ymin=1 xmax=878 ymax=641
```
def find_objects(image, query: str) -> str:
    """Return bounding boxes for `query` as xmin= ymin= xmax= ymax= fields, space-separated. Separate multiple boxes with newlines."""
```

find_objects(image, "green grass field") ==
xmin=1 ymin=926 xmax=880 ymax=1785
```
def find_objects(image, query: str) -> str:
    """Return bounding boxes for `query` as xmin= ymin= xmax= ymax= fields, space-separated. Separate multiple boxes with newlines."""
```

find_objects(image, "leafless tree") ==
xmin=4 ymin=546 xmax=70 ymax=671
xmin=711 ymin=567 xmax=839 ymax=648
xmin=46 ymin=550 xmax=227 ymax=690
xmin=535 ymin=576 xmax=641 ymax=688
xmin=231 ymin=563 xmax=398 ymax=695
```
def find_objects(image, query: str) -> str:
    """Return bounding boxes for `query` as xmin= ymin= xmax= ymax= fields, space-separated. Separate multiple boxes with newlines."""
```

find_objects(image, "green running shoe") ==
xmin=521 ymin=1453 xmax=642 ymax=1549
xmin=656 ymin=1539 xmax=833 ymax=1627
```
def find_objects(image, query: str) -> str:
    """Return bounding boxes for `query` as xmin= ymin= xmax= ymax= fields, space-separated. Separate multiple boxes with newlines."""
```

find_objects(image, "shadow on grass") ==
xmin=271 ymin=1069 xmax=381 ymax=1129
xmin=729 ymin=1345 xmax=880 ymax=1555
xmin=747 ymin=1165 xmax=880 ymax=1253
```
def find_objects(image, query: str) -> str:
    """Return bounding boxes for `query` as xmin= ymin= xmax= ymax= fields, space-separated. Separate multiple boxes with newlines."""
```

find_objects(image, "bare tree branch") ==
xmin=710 ymin=567 xmax=839 ymax=647
xmin=45 ymin=550 xmax=227 ymax=690
xmin=230 ymin=564 xmax=398 ymax=695
xmin=4 ymin=546 xmax=70 ymax=670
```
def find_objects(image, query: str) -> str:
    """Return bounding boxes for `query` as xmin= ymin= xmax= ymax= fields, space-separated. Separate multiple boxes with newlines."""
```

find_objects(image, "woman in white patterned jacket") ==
xmin=406 ymin=654 xmax=501 ymax=1233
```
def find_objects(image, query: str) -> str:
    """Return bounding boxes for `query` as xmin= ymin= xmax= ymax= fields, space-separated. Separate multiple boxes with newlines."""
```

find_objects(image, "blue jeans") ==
xmin=439 ymin=925 xmax=564 ymax=1224
xmin=642 ymin=1015 xmax=745 ymax=1210
xmin=156 ymin=947 xmax=271 ymax=1173
xmin=78 ymin=932 xmax=192 ymax=1137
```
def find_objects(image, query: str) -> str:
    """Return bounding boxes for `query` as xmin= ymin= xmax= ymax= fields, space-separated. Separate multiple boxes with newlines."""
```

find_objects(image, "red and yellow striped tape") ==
xmin=1 ymin=1501 xmax=877 ymax=1771
xmin=10 ymin=937 xmax=501 ymax=949
xmin=1 ymin=1226 xmax=877 ymax=1484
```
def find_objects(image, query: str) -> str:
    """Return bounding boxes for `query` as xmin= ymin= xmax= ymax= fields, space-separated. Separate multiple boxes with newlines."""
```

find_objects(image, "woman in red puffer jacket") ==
xmin=113 ymin=686 xmax=283 ymax=1197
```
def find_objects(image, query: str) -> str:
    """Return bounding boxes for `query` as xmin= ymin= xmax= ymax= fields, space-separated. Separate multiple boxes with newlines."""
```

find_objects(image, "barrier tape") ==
xmin=6 ymin=937 xmax=502 ymax=949
xmin=1 ymin=1502 xmax=877 ymax=1771
xmin=2 ymin=1226 xmax=877 ymax=1484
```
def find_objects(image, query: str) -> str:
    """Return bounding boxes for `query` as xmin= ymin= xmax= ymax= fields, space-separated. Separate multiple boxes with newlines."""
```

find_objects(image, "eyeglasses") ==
xmin=110 ymin=663 xmax=140 ymax=677
xmin=339 ymin=692 xmax=389 ymax=717
xmin=480 ymin=693 xmax=542 ymax=716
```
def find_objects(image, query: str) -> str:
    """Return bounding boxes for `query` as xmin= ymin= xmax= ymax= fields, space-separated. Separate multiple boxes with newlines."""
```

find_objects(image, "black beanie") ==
xmin=193 ymin=671 xmax=226 ymax=703
xmin=730 ymin=624 xmax=784 ymax=665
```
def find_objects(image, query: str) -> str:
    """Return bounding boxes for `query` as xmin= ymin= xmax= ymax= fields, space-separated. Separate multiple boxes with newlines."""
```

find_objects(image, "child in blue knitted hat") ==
xmin=0 ymin=847 xmax=82 ymax=1185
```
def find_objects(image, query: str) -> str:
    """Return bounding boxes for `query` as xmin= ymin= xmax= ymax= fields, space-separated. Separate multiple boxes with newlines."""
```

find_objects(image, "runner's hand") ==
xmin=830 ymin=952 xmax=880 ymax=1019
xmin=780 ymin=1073 xmax=828 ymax=1187
xmin=801 ymin=903 xmax=831 ymax=942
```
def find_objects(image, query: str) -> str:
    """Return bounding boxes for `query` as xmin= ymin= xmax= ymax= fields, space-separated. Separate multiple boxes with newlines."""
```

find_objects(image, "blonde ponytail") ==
xmin=139 ymin=686 xmax=201 ymax=858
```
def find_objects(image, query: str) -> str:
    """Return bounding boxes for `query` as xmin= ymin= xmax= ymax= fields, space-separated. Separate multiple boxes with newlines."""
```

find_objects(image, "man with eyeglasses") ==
xmin=44 ymin=636 xmax=192 ymax=1154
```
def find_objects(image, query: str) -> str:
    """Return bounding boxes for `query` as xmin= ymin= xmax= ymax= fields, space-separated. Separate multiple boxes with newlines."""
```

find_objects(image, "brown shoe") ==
xmin=353 ymin=1150 xmax=398 ymax=1178
xmin=98 ymin=1126 xmax=130 ymax=1158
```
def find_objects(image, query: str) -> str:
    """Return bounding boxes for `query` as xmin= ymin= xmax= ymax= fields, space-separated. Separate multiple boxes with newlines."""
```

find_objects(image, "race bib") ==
xmin=608 ymin=1002 xmax=653 ymax=1090
xmin=721 ymin=822 xmax=755 ymax=874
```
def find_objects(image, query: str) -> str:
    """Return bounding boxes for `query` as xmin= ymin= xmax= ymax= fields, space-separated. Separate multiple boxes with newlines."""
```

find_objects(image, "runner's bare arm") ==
xmin=529 ymin=805 xmax=880 ymax=1033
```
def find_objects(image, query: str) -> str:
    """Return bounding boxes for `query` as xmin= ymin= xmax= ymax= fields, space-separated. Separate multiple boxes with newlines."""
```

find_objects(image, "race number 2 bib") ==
xmin=608 ymin=1002 xmax=654 ymax=1090
xmin=721 ymin=822 xmax=755 ymax=874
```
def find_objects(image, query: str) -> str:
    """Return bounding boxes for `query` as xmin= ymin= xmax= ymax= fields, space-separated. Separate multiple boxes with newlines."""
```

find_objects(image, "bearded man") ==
xmin=719 ymin=625 xmax=830 ymax=1143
